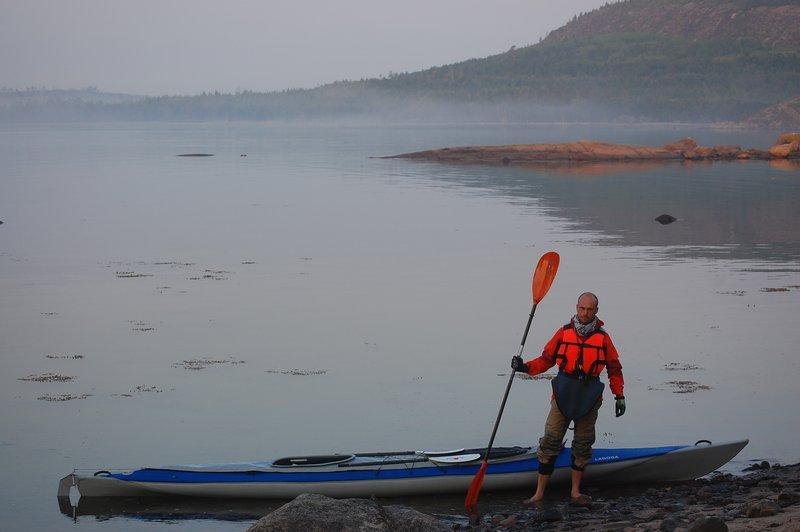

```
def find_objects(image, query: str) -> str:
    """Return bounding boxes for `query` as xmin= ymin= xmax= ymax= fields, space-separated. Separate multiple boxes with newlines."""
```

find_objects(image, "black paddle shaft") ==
xmin=484 ymin=302 xmax=538 ymax=455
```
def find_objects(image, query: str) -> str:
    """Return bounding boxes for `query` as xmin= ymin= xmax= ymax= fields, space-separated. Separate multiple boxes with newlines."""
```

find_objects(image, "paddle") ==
xmin=464 ymin=251 xmax=560 ymax=515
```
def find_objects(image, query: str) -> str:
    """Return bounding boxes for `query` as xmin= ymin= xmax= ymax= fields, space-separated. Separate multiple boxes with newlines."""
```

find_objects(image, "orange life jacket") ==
xmin=553 ymin=324 xmax=607 ymax=379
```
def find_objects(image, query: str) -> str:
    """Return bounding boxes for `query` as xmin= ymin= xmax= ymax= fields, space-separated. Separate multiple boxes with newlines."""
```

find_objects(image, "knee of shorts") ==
xmin=571 ymin=455 xmax=588 ymax=472
xmin=570 ymin=435 xmax=596 ymax=455
xmin=539 ymin=433 xmax=565 ymax=450
xmin=538 ymin=459 xmax=556 ymax=475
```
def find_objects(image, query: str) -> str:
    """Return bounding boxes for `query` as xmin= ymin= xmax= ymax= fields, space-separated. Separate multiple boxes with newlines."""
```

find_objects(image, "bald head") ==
xmin=578 ymin=292 xmax=598 ymax=307
xmin=576 ymin=292 xmax=599 ymax=324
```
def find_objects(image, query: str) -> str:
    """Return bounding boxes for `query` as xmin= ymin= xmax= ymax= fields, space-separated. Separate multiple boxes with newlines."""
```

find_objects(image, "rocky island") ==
xmin=385 ymin=134 xmax=800 ymax=167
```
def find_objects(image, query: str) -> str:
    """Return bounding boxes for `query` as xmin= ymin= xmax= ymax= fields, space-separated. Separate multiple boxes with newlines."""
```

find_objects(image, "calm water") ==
xmin=1 ymin=122 xmax=798 ymax=531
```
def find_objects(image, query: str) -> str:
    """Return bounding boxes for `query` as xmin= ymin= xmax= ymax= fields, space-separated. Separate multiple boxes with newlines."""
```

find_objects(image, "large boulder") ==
xmin=777 ymin=133 xmax=800 ymax=145
xmin=769 ymin=142 xmax=800 ymax=158
xmin=688 ymin=515 xmax=728 ymax=532
xmin=663 ymin=138 xmax=699 ymax=153
xmin=769 ymin=133 xmax=800 ymax=158
xmin=246 ymin=493 xmax=451 ymax=532
xmin=712 ymin=145 xmax=743 ymax=159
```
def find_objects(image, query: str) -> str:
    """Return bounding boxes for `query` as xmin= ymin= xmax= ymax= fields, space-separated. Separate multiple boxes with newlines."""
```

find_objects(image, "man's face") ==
xmin=576 ymin=296 xmax=598 ymax=324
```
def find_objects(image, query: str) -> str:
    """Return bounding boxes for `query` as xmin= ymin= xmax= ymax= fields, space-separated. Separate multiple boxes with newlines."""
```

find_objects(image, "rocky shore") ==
xmin=385 ymin=134 xmax=800 ymax=167
xmin=248 ymin=462 xmax=799 ymax=531
xmin=462 ymin=462 xmax=800 ymax=532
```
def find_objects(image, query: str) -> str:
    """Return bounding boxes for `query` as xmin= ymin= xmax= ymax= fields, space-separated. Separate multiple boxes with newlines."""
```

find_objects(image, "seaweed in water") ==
xmin=173 ymin=357 xmax=245 ymax=370
xmin=37 ymin=393 xmax=91 ymax=401
xmin=665 ymin=380 xmax=712 ymax=393
xmin=266 ymin=369 xmax=328 ymax=376
xmin=663 ymin=363 xmax=701 ymax=371
xmin=18 ymin=373 xmax=76 ymax=383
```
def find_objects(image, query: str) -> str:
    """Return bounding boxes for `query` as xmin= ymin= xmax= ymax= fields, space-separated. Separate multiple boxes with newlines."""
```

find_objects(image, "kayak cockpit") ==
xmin=272 ymin=454 xmax=355 ymax=467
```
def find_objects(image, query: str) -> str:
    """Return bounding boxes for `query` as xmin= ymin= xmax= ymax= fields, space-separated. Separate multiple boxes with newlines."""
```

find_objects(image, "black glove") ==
xmin=615 ymin=395 xmax=626 ymax=417
xmin=511 ymin=356 xmax=529 ymax=373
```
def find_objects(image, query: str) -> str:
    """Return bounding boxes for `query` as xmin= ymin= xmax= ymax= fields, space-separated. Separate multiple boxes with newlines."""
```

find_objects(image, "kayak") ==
xmin=58 ymin=439 xmax=748 ymax=500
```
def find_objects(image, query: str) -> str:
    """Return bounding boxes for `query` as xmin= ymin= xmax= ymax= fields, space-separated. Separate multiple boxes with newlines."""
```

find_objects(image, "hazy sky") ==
xmin=2 ymin=0 xmax=610 ymax=96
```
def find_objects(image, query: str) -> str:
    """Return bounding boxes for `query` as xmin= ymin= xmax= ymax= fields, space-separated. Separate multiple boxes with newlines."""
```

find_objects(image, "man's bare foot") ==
xmin=569 ymin=494 xmax=592 ymax=507
xmin=522 ymin=496 xmax=545 ymax=509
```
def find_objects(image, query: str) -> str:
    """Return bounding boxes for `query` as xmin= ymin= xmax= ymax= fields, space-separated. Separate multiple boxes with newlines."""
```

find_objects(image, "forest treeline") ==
xmin=2 ymin=1 xmax=798 ymax=125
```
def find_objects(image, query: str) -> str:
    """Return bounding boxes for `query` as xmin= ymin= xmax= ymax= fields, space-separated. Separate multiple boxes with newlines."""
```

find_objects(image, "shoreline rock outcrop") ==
xmin=246 ymin=493 xmax=451 ymax=532
xmin=247 ymin=463 xmax=799 ymax=531
xmin=385 ymin=135 xmax=800 ymax=167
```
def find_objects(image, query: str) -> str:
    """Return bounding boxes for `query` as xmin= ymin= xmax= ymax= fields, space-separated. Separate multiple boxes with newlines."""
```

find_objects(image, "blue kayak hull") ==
xmin=58 ymin=439 xmax=748 ymax=499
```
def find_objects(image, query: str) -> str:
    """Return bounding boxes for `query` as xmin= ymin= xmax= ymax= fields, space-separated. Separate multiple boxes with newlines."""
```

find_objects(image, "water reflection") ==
xmin=57 ymin=494 xmax=470 ymax=528
xmin=55 ymin=493 xmax=495 ymax=528
xmin=409 ymin=160 xmax=800 ymax=263
xmin=58 ymin=496 xmax=278 ymax=524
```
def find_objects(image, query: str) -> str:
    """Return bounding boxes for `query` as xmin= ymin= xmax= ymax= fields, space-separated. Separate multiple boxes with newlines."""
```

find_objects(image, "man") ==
xmin=511 ymin=292 xmax=625 ymax=506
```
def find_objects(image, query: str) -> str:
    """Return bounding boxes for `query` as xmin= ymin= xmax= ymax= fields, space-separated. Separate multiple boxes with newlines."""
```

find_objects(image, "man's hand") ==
xmin=511 ymin=356 xmax=529 ymax=373
xmin=615 ymin=396 xmax=626 ymax=417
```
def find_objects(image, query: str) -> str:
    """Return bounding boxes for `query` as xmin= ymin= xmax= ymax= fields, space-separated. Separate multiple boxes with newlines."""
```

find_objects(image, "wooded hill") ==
xmin=3 ymin=0 xmax=799 ymax=126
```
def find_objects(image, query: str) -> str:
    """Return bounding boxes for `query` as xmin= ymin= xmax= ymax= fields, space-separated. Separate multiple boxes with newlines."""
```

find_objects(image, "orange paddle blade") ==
xmin=464 ymin=461 xmax=487 ymax=514
xmin=532 ymin=251 xmax=560 ymax=304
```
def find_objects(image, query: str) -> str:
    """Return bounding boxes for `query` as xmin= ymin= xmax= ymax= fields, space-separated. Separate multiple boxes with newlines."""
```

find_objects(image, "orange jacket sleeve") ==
xmin=603 ymin=334 xmax=625 ymax=395
xmin=603 ymin=333 xmax=625 ymax=397
xmin=523 ymin=327 xmax=563 ymax=375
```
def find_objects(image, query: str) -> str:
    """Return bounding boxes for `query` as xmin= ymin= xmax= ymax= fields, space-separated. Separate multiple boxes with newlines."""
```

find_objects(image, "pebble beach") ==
xmin=461 ymin=462 xmax=800 ymax=531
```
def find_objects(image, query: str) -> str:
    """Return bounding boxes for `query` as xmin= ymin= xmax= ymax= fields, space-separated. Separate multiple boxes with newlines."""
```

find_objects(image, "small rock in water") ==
xmin=655 ymin=214 xmax=677 ymax=225
xmin=743 ymin=460 xmax=771 ymax=471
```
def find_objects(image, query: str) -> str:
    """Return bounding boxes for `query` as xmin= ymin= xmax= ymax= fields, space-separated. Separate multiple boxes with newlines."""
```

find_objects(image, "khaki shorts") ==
xmin=536 ymin=398 xmax=601 ymax=470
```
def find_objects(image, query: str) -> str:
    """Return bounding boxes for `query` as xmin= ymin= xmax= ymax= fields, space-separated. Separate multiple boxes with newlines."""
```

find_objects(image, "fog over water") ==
xmin=0 ymin=122 xmax=798 ymax=531
xmin=1 ymin=0 xmax=611 ymax=96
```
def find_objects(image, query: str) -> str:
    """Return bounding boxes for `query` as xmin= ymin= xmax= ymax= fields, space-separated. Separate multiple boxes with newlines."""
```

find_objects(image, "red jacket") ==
xmin=523 ymin=319 xmax=625 ymax=397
